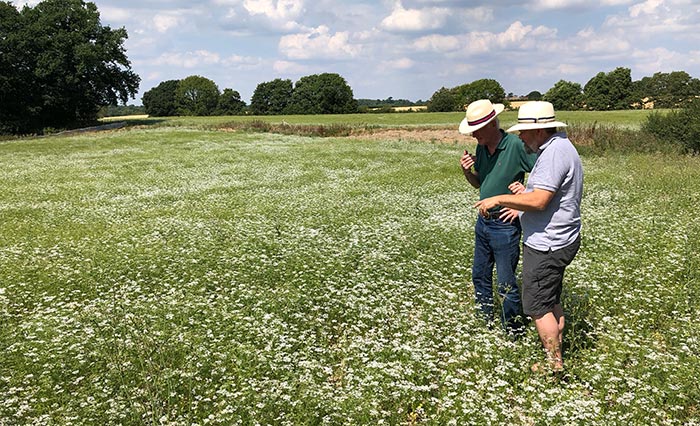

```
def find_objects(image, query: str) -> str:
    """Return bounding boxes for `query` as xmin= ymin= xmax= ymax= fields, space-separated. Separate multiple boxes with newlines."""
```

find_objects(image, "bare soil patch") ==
xmin=348 ymin=128 xmax=474 ymax=145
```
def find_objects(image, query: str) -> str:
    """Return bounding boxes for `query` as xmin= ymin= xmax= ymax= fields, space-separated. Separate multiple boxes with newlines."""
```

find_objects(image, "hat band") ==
xmin=518 ymin=115 xmax=555 ymax=123
xmin=467 ymin=109 xmax=496 ymax=126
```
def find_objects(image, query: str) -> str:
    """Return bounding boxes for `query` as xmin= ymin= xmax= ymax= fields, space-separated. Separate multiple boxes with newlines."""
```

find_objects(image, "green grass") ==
xmin=103 ymin=109 xmax=661 ymax=130
xmin=0 ymin=127 xmax=698 ymax=424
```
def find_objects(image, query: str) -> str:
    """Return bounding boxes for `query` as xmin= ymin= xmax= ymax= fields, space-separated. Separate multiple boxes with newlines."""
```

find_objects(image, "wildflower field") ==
xmin=0 ymin=124 xmax=698 ymax=425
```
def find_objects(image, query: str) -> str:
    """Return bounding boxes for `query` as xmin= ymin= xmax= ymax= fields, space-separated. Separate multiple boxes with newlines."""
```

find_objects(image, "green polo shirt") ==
xmin=475 ymin=130 xmax=536 ymax=202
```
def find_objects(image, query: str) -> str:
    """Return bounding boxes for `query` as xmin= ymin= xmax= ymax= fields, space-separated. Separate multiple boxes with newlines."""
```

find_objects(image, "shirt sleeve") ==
xmin=530 ymin=144 xmax=567 ymax=192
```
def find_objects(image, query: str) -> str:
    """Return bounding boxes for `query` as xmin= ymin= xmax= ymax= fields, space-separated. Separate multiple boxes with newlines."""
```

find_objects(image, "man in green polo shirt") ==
xmin=459 ymin=99 xmax=536 ymax=335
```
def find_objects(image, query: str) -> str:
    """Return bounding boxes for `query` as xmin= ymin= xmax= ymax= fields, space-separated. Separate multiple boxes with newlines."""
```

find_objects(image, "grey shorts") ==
xmin=522 ymin=236 xmax=581 ymax=317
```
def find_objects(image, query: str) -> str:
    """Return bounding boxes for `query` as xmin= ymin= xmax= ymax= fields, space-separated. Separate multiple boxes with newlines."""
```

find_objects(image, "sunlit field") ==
xmin=1 ymin=125 xmax=698 ymax=424
xmin=102 ymin=109 xmax=660 ymax=130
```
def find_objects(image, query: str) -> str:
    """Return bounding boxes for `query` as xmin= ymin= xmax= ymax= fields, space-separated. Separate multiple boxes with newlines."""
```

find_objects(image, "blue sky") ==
xmin=12 ymin=0 xmax=700 ymax=105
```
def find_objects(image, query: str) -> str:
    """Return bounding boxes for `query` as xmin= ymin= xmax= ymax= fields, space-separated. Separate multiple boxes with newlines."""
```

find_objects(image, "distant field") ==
xmin=103 ymin=109 xmax=660 ymax=130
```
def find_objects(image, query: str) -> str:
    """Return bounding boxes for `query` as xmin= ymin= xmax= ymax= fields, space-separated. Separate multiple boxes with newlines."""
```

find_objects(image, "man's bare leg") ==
xmin=533 ymin=304 xmax=565 ymax=371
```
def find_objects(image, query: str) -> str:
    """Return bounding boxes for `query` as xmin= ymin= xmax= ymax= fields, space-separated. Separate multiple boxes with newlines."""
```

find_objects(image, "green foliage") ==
xmin=428 ymin=79 xmax=506 ymax=112
xmin=286 ymin=73 xmax=358 ymax=115
xmin=635 ymin=71 xmax=700 ymax=108
xmin=453 ymin=78 xmax=507 ymax=109
xmin=526 ymin=91 xmax=543 ymax=100
xmin=357 ymin=97 xmax=422 ymax=109
xmin=584 ymin=67 xmax=632 ymax=110
xmin=0 ymin=0 xmax=140 ymax=134
xmin=0 ymin=2 xmax=34 ymax=134
xmin=142 ymin=79 xmax=179 ymax=117
xmin=566 ymin=123 xmax=677 ymax=155
xmin=99 ymin=104 xmax=145 ymax=117
xmin=176 ymin=75 xmax=220 ymax=116
xmin=250 ymin=78 xmax=293 ymax=115
xmin=544 ymin=80 xmax=584 ymax=110
xmin=217 ymin=88 xmax=247 ymax=115
xmin=642 ymin=98 xmax=700 ymax=153
xmin=427 ymin=87 xmax=457 ymax=112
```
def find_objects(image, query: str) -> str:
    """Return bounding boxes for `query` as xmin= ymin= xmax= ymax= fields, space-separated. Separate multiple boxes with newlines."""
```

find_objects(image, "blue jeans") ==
xmin=472 ymin=215 xmax=523 ymax=332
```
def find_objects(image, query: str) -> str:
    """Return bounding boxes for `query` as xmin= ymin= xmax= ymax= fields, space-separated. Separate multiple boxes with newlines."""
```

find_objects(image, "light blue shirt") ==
xmin=521 ymin=132 xmax=583 ymax=251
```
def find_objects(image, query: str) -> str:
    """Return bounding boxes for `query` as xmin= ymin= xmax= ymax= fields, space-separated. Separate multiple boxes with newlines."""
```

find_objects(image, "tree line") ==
xmin=426 ymin=68 xmax=700 ymax=112
xmin=142 ymin=74 xmax=357 ymax=117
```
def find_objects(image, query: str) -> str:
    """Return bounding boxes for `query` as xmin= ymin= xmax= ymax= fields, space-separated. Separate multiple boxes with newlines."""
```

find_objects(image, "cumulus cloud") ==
xmin=629 ymin=0 xmax=665 ymax=17
xmin=279 ymin=26 xmax=361 ymax=59
xmin=154 ymin=50 xmax=223 ymax=68
xmin=603 ymin=0 xmax=698 ymax=35
xmin=243 ymin=0 xmax=304 ymax=21
xmin=380 ymin=1 xmax=450 ymax=32
xmin=530 ymin=0 xmax=634 ymax=9
xmin=153 ymin=13 xmax=186 ymax=33
xmin=273 ymin=60 xmax=310 ymax=74
xmin=380 ymin=58 xmax=415 ymax=70
xmin=462 ymin=21 xmax=557 ymax=54
xmin=413 ymin=35 xmax=461 ymax=53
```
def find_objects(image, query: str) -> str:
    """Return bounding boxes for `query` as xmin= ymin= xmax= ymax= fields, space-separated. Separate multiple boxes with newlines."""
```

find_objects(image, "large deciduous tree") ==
xmin=636 ymin=71 xmax=700 ymax=108
xmin=428 ymin=79 xmax=507 ymax=112
xmin=0 ymin=0 xmax=140 ymax=134
xmin=427 ymin=87 xmax=457 ymax=112
xmin=176 ymin=75 xmax=220 ymax=116
xmin=217 ymin=88 xmax=246 ymax=115
xmin=0 ymin=2 xmax=34 ymax=133
xmin=544 ymin=80 xmax=584 ymax=110
xmin=584 ymin=67 xmax=632 ymax=110
xmin=453 ymin=79 xmax=507 ymax=110
xmin=250 ymin=78 xmax=293 ymax=115
xmin=142 ymin=79 xmax=179 ymax=117
xmin=287 ymin=73 xmax=357 ymax=114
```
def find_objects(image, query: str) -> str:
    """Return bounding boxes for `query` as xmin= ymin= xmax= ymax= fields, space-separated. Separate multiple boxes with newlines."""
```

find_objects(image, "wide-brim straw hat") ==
xmin=458 ymin=99 xmax=505 ymax=134
xmin=506 ymin=101 xmax=567 ymax=132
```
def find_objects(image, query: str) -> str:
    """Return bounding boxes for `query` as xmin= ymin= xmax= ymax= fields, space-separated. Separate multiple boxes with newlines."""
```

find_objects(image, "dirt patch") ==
xmin=348 ymin=128 xmax=474 ymax=145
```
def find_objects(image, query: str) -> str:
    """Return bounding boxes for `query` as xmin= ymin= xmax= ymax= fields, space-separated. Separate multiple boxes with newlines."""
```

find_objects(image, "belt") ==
xmin=483 ymin=211 xmax=502 ymax=220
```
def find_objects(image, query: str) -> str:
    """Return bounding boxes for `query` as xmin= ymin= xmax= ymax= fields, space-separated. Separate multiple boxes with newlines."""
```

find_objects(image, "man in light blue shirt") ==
xmin=475 ymin=101 xmax=583 ymax=373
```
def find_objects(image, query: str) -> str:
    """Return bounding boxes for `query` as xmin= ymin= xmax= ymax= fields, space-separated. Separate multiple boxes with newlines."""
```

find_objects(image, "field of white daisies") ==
xmin=0 ymin=127 xmax=698 ymax=425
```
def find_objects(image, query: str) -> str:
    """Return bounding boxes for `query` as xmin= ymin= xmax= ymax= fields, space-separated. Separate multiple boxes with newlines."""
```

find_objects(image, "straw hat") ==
xmin=458 ymin=99 xmax=505 ymax=134
xmin=506 ymin=101 xmax=567 ymax=132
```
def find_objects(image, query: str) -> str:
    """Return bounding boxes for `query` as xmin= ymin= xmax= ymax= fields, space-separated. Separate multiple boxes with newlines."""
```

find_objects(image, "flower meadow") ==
xmin=0 ymin=128 xmax=698 ymax=425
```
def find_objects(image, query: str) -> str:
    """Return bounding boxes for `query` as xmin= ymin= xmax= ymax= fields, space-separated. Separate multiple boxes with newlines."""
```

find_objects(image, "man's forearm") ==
xmin=463 ymin=169 xmax=480 ymax=188
xmin=492 ymin=190 xmax=553 ymax=212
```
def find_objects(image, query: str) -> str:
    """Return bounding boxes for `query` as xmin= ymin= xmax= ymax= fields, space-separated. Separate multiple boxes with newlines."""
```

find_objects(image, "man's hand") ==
xmin=460 ymin=150 xmax=476 ymax=172
xmin=474 ymin=196 xmax=500 ymax=217
xmin=499 ymin=207 xmax=520 ymax=223
xmin=508 ymin=181 xmax=525 ymax=194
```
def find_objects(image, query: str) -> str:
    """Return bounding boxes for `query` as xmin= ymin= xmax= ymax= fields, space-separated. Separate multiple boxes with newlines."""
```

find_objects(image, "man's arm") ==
xmin=474 ymin=188 xmax=555 ymax=216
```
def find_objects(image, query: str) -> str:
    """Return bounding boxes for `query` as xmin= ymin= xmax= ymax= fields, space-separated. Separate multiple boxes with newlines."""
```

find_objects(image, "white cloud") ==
xmin=279 ymin=26 xmax=361 ymax=59
xmin=98 ymin=6 xmax=133 ymax=23
xmin=461 ymin=21 xmax=557 ymax=54
xmin=273 ymin=60 xmax=310 ymax=74
xmin=154 ymin=50 xmax=223 ymax=68
xmin=381 ymin=58 xmax=415 ymax=70
xmin=530 ymin=0 xmax=634 ymax=9
xmin=380 ymin=0 xmax=450 ymax=32
xmin=603 ymin=0 xmax=698 ymax=36
xmin=153 ymin=13 xmax=185 ymax=33
xmin=413 ymin=35 xmax=461 ymax=53
xmin=629 ymin=0 xmax=665 ymax=17
xmin=630 ymin=47 xmax=686 ymax=74
xmin=243 ymin=0 xmax=304 ymax=20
